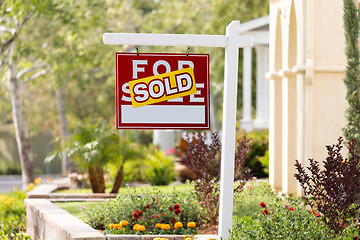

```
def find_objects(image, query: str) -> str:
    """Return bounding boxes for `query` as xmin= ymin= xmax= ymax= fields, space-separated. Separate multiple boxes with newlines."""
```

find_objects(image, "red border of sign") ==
xmin=115 ymin=53 xmax=210 ymax=129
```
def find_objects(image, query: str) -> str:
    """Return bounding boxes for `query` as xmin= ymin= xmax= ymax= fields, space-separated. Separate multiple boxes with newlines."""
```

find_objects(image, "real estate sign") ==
xmin=116 ymin=53 xmax=210 ymax=129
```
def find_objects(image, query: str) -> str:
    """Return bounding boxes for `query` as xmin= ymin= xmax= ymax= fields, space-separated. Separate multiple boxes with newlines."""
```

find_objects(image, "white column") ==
xmin=218 ymin=20 xmax=241 ymax=240
xmin=153 ymin=130 xmax=175 ymax=153
xmin=268 ymin=74 xmax=282 ymax=192
xmin=282 ymin=74 xmax=298 ymax=195
xmin=254 ymin=46 xmax=269 ymax=129
xmin=240 ymin=47 xmax=253 ymax=132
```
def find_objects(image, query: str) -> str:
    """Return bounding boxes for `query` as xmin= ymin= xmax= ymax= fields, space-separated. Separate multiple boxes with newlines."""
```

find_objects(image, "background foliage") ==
xmin=0 ymin=189 xmax=29 ymax=239
xmin=343 ymin=0 xmax=360 ymax=151
xmin=0 ymin=0 xmax=269 ymax=136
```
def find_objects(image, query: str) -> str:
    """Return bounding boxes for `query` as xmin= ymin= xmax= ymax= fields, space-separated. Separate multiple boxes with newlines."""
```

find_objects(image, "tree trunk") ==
xmin=95 ymin=161 xmax=105 ymax=193
xmin=7 ymin=45 xmax=35 ymax=189
xmin=111 ymin=165 xmax=124 ymax=194
xmin=88 ymin=162 xmax=105 ymax=193
xmin=56 ymin=85 xmax=70 ymax=175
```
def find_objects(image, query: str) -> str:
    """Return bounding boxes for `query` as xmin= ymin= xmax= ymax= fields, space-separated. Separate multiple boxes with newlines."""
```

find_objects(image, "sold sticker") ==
xmin=129 ymin=67 xmax=197 ymax=108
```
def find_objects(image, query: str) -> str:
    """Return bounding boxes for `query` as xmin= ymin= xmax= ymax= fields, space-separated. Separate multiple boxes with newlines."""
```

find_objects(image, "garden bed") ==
xmin=25 ymin=184 xmax=218 ymax=240
xmin=26 ymin=179 xmax=359 ymax=240
xmin=26 ymin=199 xmax=218 ymax=240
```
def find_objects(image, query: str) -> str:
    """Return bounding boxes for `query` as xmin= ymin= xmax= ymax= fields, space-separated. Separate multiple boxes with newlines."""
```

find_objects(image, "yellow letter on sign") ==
xmin=129 ymin=67 xmax=197 ymax=108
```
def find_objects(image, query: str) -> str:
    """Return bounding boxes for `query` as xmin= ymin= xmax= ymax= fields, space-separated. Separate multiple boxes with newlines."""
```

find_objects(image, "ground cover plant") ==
xmin=233 ymin=180 xmax=277 ymax=219
xmin=82 ymin=183 xmax=205 ymax=235
xmin=231 ymin=198 xmax=359 ymax=240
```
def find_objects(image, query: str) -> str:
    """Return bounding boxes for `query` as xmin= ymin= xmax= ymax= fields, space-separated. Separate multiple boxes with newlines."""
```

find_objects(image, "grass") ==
xmin=55 ymin=201 xmax=101 ymax=221
xmin=56 ymin=183 xmax=192 ymax=195
xmin=55 ymin=180 xmax=275 ymax=221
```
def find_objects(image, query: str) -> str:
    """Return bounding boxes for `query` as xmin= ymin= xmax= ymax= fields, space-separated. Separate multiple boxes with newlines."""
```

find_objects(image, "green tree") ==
xmin=343 ymin=0 xmax=360 ymax=151
xmin=0 ymin=0 xmax=39 ymax=66
xmin=0 ymin=0 xmax=53 ymax=187
xmin=46 ymin=121 xmax=143 ymax=193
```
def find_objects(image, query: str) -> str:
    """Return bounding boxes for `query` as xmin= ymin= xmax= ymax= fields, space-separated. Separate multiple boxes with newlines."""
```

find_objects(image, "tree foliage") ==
xmin=343 ymin=0 xmax=360 ymax=151
xmin=1 ymin=0 xmax=269 ymax=133
xmin=0 ymin=1 xmax=269 ymax=182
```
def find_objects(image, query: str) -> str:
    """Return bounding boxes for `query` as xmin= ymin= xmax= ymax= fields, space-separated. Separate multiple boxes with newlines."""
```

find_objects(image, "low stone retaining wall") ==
xmin=25 ymin=184 xmax=218 ymax=240
xmin=25 ymin=199 xmax=106 ymax=240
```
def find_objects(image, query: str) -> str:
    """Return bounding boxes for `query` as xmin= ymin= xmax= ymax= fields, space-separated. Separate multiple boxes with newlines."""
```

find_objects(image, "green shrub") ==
xmin=241 ymin=130 xmax=269 ymax=178
xmin=84 ymin=184 xmax=204 ymax=234
xmin=144 ymin=149 xmax=175 ymax=186
xmin=230 ymin=197 xmax=359 ymax=240
xmin=122 ymin=159 xmax=147 ymax=184
xmin=0 ymin=189 xmax=30 ymax=239
xmin=295 ymin=137 xmax=360 ymax=234
xmin=0 ymin=162 xmax=22 ymax=175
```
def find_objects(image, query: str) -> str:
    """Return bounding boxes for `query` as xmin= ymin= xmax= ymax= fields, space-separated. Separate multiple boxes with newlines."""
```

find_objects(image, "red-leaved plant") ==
xmin=295 ymin=137 xmax=360 ymax=234
xmin=180 ymin=132 xmax=252 ymax=224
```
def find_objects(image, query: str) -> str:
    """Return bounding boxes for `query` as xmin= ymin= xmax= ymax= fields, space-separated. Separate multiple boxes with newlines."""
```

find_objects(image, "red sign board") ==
xmin=116 ymin=53 xmax=210 ymax=129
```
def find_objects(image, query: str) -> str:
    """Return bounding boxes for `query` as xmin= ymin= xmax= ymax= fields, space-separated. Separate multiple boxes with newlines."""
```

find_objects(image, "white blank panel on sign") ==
xmin=115 ymin=53 xmax=210 ymax=129
xmin=121 ymin=105 xmax=205 ymax=124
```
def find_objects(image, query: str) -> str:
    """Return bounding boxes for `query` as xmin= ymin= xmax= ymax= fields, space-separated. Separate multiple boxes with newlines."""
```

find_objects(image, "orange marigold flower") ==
xmin=34 ymin=177 xmax=42 ymax=185
xmin=133 ymin=224 xmax=140 ymax=230
xmin=155 ymin=223 xmax=163 ymax=228
xmin=0 ymin=195 xmax=6 ymax=202
xmin=120 ymin=220 xmax=128 ymax=226
xmin=187 ymin=222 xmax=196 ymax=228
xmin=114 ymin=224 xmax=122 ymax=229
xmin=108 ymin=223 xmax=115 ymax=229
xmin=28 ymin=183 xmax=35 ymax=191
xmin=161 ymin=224 xmax=171 ymax=230
xmin=137 ymin=225 xmax=145 ymax=231
xmin=174 ymin=222 xmax=183 ymax=229
xmin=5 ymin=198 xmax=13 ymax=207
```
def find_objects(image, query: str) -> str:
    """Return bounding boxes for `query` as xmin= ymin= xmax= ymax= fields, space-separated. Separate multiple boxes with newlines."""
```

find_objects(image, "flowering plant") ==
xmin=86 ymin=186 xmax=203 ymax=235
xmin=0 ymin=189 xmax=30 ymax=239
xmin=104 ymin=219 xmax=198 ymax=235
xmin=230 ymin=198 xmax=359 ymax=240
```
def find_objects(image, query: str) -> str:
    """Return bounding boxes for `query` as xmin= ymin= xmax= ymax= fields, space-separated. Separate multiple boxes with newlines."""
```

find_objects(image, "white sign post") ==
xmin=103 ymin=21 xmax=252 ymax=240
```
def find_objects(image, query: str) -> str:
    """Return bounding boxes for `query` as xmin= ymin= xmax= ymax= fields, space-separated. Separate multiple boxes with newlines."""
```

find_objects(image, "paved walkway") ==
xmin=0 ymin=174 xmax=61 ymax=193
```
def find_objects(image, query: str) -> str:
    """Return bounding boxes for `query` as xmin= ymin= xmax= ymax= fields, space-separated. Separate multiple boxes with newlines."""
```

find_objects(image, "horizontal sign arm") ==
xmin=103 ymin=33 xmax=252 ymax=48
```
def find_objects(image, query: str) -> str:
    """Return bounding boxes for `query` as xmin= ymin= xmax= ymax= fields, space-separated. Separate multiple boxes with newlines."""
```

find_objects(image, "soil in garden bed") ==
xmin=98 ymin=224 xmax=218 ymax=235
xmin=198 ymin=223 xmax=218 ymax=235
